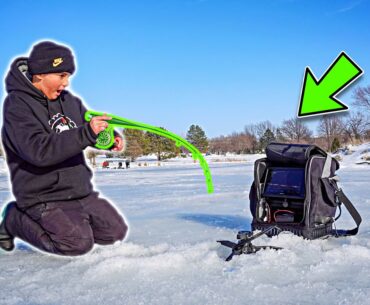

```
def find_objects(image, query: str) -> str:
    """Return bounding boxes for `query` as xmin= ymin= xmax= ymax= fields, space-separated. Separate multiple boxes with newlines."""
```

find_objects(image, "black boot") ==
xmin=0 ymin=203 xmax=15 ymax=252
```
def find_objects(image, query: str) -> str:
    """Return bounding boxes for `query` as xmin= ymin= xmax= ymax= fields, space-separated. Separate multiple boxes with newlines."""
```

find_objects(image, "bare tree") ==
xmin=254 ymin=121 xmax=275 ymax=139
xmin=343 ymin=112 xmax=368 ymax=144
xmin=85 ymin=148 xmax=98 ymax=167
xmin=352 ymin=85 xmax=370 ymax=138
xmin=353 ymin=85 xmax=370 ymax=113
xmin=311 ymin=136 xmax=327 ymax=151
xmin=209 ymin=136 xmax=228 ymax=155
xmin=244 ymin=122 xmax=271 ymax=153
xmin=239 ymin=132 xmax=257 ymax=153
xmin=280 ymin=117 xmax=313 ymax=143
xmin=244 ymin=124 xmax=258 ymax=140
xmin=209 ymin=132 xmax=256 ymax=154
xmin=317 ymin=115 xmax=345 ymax=151
xmin=230 ymin=132 xmax=255 ymax=154
xmin=365 ymin=130 xmax=370 ymax=141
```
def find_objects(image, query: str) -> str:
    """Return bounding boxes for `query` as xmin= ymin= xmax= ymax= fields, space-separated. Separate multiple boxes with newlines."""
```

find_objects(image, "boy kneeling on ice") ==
xmin=0 ymin=41 xmax=128 ymax=255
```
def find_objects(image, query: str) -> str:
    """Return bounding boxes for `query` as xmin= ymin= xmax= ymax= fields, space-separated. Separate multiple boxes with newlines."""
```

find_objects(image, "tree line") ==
xmin=121 ymin=124 xmax=209 ymax=161
xmin=86 ymin=125 xmax=209 ymax=162
xmin=84 ymin=84 xmax=370 ymax=162
xmin=209 ymin=85 xmax=370 ymax=154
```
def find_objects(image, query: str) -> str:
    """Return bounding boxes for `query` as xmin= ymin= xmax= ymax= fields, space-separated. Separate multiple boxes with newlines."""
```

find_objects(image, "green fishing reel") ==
xmin=84 ymin=112 xmax=120 ymax=150
xmin=95 ymin=128 xmax=115 ymax=150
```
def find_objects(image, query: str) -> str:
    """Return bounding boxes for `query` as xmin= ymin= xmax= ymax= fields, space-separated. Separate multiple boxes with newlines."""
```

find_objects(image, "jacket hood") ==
xmin=5 ymin=57 xmax=48 ymax=105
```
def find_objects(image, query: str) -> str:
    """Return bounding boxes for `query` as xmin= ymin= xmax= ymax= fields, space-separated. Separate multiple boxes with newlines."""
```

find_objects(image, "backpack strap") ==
xmin=333 ymin=188 xmax=362 ymax=237
xmin=321 ymin=155 xmax=361 ymax=237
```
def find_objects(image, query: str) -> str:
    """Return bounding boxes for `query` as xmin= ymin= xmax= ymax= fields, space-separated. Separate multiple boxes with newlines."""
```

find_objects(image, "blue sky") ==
xmin=1 ymin=0 xmax=370 ymax=137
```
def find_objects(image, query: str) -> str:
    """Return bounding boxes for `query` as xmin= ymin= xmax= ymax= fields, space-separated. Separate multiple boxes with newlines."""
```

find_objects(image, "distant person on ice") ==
xmin=0 ymin=41 xmax=128 ymax=255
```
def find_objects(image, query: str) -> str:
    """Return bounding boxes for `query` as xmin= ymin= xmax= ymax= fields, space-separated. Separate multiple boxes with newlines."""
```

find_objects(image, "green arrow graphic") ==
xmin=298 ymin=52 xmax=363 ymax=117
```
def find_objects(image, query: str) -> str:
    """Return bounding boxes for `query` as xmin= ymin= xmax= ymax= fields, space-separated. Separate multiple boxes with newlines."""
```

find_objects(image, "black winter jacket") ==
xmin=1 ymin=57 xmax=98 ymax=209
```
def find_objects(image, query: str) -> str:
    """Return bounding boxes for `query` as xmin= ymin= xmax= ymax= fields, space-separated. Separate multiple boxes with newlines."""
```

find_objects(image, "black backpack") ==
xmin=218 ymin=142 xmax=362 ymax=261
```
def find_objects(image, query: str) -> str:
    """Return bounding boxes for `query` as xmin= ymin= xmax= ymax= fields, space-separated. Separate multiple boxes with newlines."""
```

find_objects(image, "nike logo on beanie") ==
xmin=53 ymin=58 xmax=64 ymax=67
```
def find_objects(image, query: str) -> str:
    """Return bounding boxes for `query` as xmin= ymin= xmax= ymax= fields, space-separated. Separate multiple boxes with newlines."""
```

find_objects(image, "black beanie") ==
xmin=28 ymin=41 xmax=76 ymax=75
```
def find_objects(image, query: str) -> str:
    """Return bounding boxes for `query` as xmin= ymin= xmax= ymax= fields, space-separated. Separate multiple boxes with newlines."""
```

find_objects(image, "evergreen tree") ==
xmin=123 ymin=129 xmax=146 ymax=161
xmin=259 ymin=128 xmax=276 ymax=151
xmin=275 ymin=128 xmax=286 ymax=143
xmin=186 ymin=125 xmax=209 ymax=153
xmin=146 ymin=128 xmax=179 ymax=160
xmin=331 ymin=137 xmax=341 ymax=153
xmin=125 ymin=139 xmax=143 ymax=161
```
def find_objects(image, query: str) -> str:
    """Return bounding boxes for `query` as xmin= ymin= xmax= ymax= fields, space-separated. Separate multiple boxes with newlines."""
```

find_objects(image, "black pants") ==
xmin=5 ymin=192 xmax=128 ymax=256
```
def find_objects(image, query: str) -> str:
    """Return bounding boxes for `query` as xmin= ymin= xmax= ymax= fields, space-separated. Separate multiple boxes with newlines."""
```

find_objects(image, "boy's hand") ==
xmin=112 ymin=136 xmax=124 ymax=152
xmin=89 ymin=113 xmax=112 ymax=135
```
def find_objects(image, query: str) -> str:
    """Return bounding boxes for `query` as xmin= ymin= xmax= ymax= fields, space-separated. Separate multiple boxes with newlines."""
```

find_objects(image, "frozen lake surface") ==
xmin=0 ymin=154 xmax=370 ymax=305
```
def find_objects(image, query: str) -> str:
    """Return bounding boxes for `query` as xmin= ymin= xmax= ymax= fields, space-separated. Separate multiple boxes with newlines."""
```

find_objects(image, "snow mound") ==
xmin=1 ymin=234 xmax=370 ymax=305
xmin=334 ymin=142 xmax=370 ymax=168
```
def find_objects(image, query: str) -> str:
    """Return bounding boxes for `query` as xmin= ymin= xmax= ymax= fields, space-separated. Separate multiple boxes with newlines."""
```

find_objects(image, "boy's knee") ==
xmin=50 ymin=235 xmax=94 ymax=256
xmin=103 ymin=204 xmax=128 ymax=242
xmin=69 ymin=238 xmax=95 ymax=256
xmin=109 ymin=216 xmax=128 ymax=242
xmin=97 ymin=215 xmax=128 ymax=245
xmin=115 ymin=217 xmax=128 ymax=241
xmin=49 ymin=229 xmax=94 ymax=256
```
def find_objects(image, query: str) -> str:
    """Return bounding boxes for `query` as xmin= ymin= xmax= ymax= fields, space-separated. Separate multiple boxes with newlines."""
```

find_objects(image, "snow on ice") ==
xmin=0 ymin=144 xmax=370 ymax=305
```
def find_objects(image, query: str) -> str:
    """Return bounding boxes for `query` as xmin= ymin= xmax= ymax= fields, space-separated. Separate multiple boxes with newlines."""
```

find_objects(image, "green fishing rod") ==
xmin=85 ymin=111 xmax=214 ymax=194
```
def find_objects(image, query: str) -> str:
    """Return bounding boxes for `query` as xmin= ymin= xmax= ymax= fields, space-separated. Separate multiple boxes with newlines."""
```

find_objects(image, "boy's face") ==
xmin=33 ymin=72 xmax=71 ymax=100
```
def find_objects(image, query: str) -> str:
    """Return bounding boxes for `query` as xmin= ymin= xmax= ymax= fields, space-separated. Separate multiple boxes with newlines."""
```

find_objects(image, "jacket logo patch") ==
xmin=48 ymin=113 xmax=77 ymax=133
xmin=52 ymin=58 xmax=63 ymax=67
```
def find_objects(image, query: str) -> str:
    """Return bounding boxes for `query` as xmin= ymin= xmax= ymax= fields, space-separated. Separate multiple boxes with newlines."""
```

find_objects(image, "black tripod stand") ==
xmin=218 ymin=226 xmax=283 ymax=261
